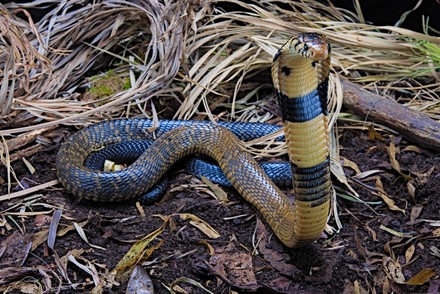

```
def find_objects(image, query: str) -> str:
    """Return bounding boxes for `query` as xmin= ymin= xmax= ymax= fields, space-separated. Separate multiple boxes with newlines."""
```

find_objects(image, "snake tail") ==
xmin=272 ymin=33 xmax=332 ymax=246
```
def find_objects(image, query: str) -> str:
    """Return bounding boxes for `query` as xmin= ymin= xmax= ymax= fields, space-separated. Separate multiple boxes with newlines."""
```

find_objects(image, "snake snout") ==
xmin=295 ymin=33 xmax=329 ymax=61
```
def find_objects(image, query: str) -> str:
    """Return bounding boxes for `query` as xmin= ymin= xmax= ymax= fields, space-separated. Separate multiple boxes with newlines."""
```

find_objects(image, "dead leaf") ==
xmin=104 ymin=159 xmax=125 ymax=171
xmin=126 ymin=265 xmax=154 ymax=294
xmin=405 ymin=268 xmax=436 ymax=285
xmin=169 ymin=277 xmax=214 ymax=294
xmin=179 ymin=213 xmax=221 ymax=239
xmin=409 ymin=205 xmax=423 ymax=225
xmin=402 ymin=145 xmax=421 ymax=153
xmin=22 ymin=157 xmax=35 ymax=174
xmin=113 ymin=216 xmax=169 ymax=281
xmin=67 ymin=254 xmax=100 ymax=286
xmin=407 ymin=182 xmax=416 ymax=202
xmin=379 ymin=225 xmax=405 ymax=238
xmin=0 ymin=231 xmax=32 ymax=267
xmin=341 ymin=157 xmax=361 ymax=174
xmin=430 ymin=246 xmax=440 ymax=258
xmin=255 ymin=219 xmax=301 ymax=278
xmin=353 ymin=169 xmax=383 ymax=179
xmin=365 ymin=224 xmax=377 ymax=241
xmin=387 ymin=139 xmax=411 ymax=180
xmin=355 ymin=229 xmax=367 ymax=259
xmin=198 ymin=240 xmax=215 ymax=255
xmin=201 ymin=176 xmax=229 ymax=202
xmin=264 ymin=276 xmax=295 ymax=294
xmin=34 ymin=215 xmax=52 ymax=227
xmin=73 ymin=222 xmax=106 ymax=250
xmin=368 ymin=124 xmax=384 ymax=141
xmin=135 ymin=202 xmax=146 ymax=217
xmin=405 ymin=244 xmax=415 ymax=264
xmin=208 ymin=243 xmax=259 ymax=291
xmin=383 ymin=257 xmax=405 ymax=283
xmin=354 ymin=280 xmax=369 ymax=294
xmin=48 ymin=209 xmax=62 ymax=250
xmin=413 ymin=166 xmax=435 ymax=185
xmin=374 ymin=177 xmax=405 ymax=213
xmin=388 ymin=139 xmax=400 ymax=172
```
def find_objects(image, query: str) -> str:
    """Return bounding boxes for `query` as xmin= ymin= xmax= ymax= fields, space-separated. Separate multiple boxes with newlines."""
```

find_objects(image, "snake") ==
xmin=56 ymin=33 xmax=332 ymax=248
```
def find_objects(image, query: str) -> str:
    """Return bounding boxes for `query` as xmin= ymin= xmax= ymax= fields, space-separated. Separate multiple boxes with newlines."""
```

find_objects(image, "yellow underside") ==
xmin=284 ymin=115 xmax=330 ymax=168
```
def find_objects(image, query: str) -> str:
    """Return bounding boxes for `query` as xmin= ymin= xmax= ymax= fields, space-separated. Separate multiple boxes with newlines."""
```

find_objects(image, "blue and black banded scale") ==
xmin=56 ymin=33 xmax=333 ymax=248
xmin=272 ymin=33 xmax=331 ymax=244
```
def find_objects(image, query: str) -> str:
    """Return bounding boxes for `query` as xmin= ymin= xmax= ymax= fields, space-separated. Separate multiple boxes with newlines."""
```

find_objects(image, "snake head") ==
xmin=291 ymin=33 xmax=329 ymax=61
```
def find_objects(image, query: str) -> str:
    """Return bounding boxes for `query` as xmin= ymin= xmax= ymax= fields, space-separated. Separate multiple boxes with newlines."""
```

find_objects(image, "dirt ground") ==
xmin=0 ymin=125 xmax=439 ymax=293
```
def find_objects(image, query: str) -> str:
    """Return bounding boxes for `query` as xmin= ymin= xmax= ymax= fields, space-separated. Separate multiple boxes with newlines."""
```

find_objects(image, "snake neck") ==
xmin=271 ymin=34 xmax=332 ymax=246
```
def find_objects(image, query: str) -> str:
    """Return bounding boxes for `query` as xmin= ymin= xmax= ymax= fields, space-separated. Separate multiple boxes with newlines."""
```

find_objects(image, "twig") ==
xmin=342 ymin=79 xmax=440 ymax=151
xmin=0 ymin=179 xmax=60 ymax=202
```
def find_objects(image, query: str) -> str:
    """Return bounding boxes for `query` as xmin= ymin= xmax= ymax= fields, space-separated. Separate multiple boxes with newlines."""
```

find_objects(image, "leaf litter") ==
xmin=0 ymin=0 xmax=439 ymax=293
xmin=1 ymin=126 xmax=439 ymax=293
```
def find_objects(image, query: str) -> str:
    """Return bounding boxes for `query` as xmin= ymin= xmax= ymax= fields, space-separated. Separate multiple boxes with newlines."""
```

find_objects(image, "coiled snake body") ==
xmin=56 ymin=33 xmax=331 ymax=248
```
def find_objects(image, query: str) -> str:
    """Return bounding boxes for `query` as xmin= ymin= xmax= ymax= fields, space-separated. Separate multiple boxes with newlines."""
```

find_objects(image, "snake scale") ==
xmin=56 ymin=33 xmax=332 ymax=248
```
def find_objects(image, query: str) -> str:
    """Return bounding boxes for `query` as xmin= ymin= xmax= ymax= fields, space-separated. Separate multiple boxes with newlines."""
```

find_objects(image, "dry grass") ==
xmin=1 ymin=1 xmax=439 ymax=292
xmin=0 ymin=0 xmax=438 ymax=211
xmin=0 ymin=0 xmax=438 ymax=136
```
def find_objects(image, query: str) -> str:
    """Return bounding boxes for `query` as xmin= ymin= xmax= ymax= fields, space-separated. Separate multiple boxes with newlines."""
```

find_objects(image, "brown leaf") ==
xmin=201 ymin=176 xmax=229 ymax=202
xmin=355 ymin=229 xmax=367 ymax=259
xmin=407 ymin=181 xmax=416 ymax=202
xmin=354 ymin=280 xmax=369 ymax=294
xmin=382 ymin=257 xmax=405 ymax=283
xmin=179 ymin=213 xmax=221 ymax=239
xmin=387 ymin=139 xmax=400 ymax=173
xmin=374 ymin=177 xmax=405 ymax=213
xmin=255 ymin=219 xmax=300 ymax=278
xmin=405 ymin=244 xmax=415 ymax=264
xmin=402 ymin=145 xmax=421 ymax=153
xmin=387 ymin=139 xmax=411 ymax=180
xmin=113 ymin=216 xmax=169 ymax=281
xmin=0 ymin=231 xmax=32 ymax=267
xmin=405 ymin=268 xmax=436 ymax=286
xmin=208 ymin=243 xmax=259 ymax=291
xmin=409 ymin=205 xmax=423 ymax=225
xmin=365 ymin=224 xmax=377 ymax=241
xmin=341 ymin=156 xmax=361 ymax=174
xmin=413 ymin=166 xmax=435 ymax=185
xmin=368 ymin=124 xmax=384 ymax=141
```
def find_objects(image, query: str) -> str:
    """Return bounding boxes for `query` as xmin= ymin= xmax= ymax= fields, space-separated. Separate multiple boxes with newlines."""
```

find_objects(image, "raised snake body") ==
xmin=56 ymin=33 xmax=331 ymax=248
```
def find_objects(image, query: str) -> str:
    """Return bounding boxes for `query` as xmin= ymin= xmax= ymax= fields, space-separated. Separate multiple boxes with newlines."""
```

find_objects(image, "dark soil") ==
xmin=1 ymin=127 xmax=439 ymax=293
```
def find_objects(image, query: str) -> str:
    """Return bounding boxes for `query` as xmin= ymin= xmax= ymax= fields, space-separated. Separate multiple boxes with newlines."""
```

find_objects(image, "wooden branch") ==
xmin=341 ymin=79 xmax=440 ymax=152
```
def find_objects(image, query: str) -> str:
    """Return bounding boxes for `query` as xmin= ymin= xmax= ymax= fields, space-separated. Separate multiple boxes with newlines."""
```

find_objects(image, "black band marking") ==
xmin=293 ymin=158 xmax=329 ymax=175
xmin=317 ymin=77 xmax=329 ymax=115
xmin=291 ymin=158 xmax=330 ymax=204
xmin=277 ymin=89 xmax=326 ymax=122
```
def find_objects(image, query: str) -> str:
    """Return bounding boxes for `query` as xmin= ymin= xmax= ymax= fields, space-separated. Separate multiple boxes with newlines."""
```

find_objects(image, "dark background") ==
xmin=3 ymin=0 xmax=440 ymax=34
xmin=331 ymin=0 xmax=439 ymax=34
